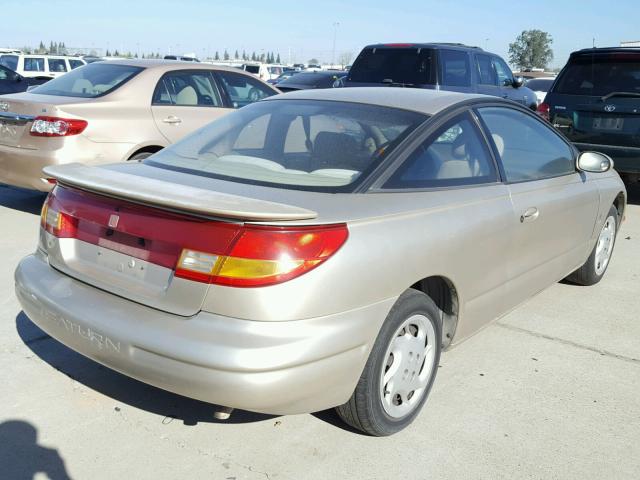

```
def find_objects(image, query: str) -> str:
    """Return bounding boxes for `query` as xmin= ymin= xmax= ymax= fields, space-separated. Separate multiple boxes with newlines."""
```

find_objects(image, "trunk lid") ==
xmin=41 ymin=164 xmax=317 ymax=316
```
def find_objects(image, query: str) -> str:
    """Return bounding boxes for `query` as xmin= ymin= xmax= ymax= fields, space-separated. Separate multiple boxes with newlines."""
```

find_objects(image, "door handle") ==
xmin=162 ymin=115 xmax=182 ymax=124
xmin=502 ymin=94 xmax=509 ymax=98
xmin=520 ymin=207 xmax=539 ymax=223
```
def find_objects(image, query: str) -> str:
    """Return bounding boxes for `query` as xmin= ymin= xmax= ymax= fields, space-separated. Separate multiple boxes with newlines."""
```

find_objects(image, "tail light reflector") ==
xmin=30 ymin=116 xmax=88 ymax=137
xmin=537 ymin=102 xmax=550 ymax=121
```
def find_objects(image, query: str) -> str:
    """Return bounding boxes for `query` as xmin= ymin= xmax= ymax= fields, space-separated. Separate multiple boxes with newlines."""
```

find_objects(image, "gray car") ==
xmin=14 ymin=88 xmax=626 ymax=436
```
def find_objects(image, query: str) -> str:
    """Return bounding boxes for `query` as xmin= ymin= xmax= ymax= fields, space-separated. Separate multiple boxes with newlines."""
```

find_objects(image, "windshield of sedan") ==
xmin=30 ymin=63 xmax=143 ymax=98
xmin=146 ymin=99 xmax=427 ymax=192
xmin=554 ymin=53 xmax=640 ymax=96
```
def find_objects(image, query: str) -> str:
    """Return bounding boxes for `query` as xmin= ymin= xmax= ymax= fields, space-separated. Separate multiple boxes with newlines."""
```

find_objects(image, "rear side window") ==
xmin=30 ymin=63 xmax=143 ymax=98
xmin=69 ymin=59 xmax=85 ymax=69
xmin=348 ymin=47 xmax=436 ymax=85
xmin=439 ymin=50 xmax=471 ymax=87
xmin=47 ymin=59 xmax=67 ymax=73
xmin=24 ymin=57 xmax=45 ymax=72
xmin=554 ymin=53 xmax=640 ymax=96
xmin=478 ymin=107 xmax=574 ymax=182
xmin=216 ymin=71 xmax=275 ymax=108
xmin=476 ymin=54 xmax=497 ymax=85
xmin=152 ymin=71 xmax=223 ymax=107
xmin=0 ymin=55 xmax=18 ymax=71
xmin=384 ymin=113 xmax=497 ymax=189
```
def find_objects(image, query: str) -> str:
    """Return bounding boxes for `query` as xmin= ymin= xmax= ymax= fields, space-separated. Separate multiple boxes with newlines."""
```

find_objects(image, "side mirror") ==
xmin=577 ymin=151 xmax=613 ymax=173
xmin=511 ymin=76 xmax=525 ymax=88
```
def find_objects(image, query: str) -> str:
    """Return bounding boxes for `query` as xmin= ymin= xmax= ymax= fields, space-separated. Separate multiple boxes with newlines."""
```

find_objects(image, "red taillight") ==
xmin=43 ymin=186 xmax=349 ymax=288
xmin=30 ymin=116 xmax=88 ymax=137
xmin=175 ymin=224 xmax=348 ymax=287
xmin=537 ymin=102 xmax=550 ymax=121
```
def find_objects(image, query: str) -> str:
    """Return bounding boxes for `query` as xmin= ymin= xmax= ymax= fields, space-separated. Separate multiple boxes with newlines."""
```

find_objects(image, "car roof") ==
xmin=363 ymin=42 xmax=484 ymax=52
xmin=265 ymin=87 xmax=489 ymax=115
xmin=573 ymin=47 xmax=640 ymax=55
xmin=95 ymin=58 xmax=248 ymax=74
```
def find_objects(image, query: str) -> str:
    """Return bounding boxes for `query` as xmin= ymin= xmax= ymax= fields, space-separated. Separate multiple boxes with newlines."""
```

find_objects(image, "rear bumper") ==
xmin=0 ymin=140 xmax=134 ymax=191
xmin=15 ymin=253 xmax=393 ymax=414
xmin=574 ymin=142 xmax=640 ymax=174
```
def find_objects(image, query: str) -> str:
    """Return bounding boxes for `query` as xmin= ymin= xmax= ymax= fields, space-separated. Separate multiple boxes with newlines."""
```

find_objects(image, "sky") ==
xmin=2 ymin=0 xmax=639 ymax=68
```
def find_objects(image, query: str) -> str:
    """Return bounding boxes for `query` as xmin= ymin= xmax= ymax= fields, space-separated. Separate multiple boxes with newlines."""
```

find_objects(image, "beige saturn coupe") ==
xmin=0 ymin=59 xmax=278 ymax=191
xmin=15 ymin=88 xmax=626 ymax=436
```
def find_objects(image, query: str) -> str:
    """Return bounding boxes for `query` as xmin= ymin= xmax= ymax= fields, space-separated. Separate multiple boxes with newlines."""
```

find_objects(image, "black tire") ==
xmin=565 ymin=204 xmax=618 ymax=286
xmin=129 ymin=151 xmax=155 ymax=161
xmin=336 ymin=289 xmax=442 ymax=436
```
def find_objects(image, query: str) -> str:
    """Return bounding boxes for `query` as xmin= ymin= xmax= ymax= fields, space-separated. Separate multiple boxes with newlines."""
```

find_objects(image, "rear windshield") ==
xmin=146 ymin=99 xmax=427 ymax=192
xmin=244 ymin=65 xmax=260 ymax=74
xmin=30 ymin=63 xmax=143 ymax=98
xmin=348 ymin=47 xmax=436 ymax=85
xmin=0 ymin=55 xmax=18 ymax=71
xmin=279 ymin=72 xmax=340 ymax=86
xmin=526 ymin=79 xmax=554 ymax=91
xmin=554 ymin=53 xmax=640 ymax=96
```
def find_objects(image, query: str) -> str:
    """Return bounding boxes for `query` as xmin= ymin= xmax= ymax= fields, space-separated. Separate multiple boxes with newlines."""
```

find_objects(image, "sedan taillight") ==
xmin=176 ymin=224 xmax=349 ymax=287
xmin=30 ymin=116 xmax=88 ymax=137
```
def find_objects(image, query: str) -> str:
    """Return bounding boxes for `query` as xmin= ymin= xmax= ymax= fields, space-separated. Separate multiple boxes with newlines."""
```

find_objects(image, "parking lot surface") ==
xmin=1 ymin=183 xmax=639 ymax=480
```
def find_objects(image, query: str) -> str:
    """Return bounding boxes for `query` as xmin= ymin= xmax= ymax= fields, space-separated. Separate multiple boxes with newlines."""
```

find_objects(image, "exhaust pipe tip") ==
xmin=213 ymin=406 xmax=234 ymax=420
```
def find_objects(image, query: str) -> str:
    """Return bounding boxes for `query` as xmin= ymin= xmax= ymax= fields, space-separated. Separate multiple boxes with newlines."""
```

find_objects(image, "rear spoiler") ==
xmin=43 ymin=163 xmax=318 ymax=221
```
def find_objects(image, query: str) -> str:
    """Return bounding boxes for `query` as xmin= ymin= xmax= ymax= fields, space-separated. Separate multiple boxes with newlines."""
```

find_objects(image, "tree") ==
xmin=214 ymin=51 xmax=220 ymax=60
xmin=223 ymin=49 xmax=229 ymax=60
xmin=276 ymin=53 xmax=281 ymax=64
xmin=242 ymin=50 xmax=247 ymax=60
xmin=234 ymin=49 xmax=239 ymax=59
xmin=508 ymin=29 xmax=553 ymax=70
xmin=251 ymin=52 xmax=256 ymax=61
xmin=106 ymin=49 xmax=111 ymax=57
xmin=308 ymin=58 xmax=319 ymax=65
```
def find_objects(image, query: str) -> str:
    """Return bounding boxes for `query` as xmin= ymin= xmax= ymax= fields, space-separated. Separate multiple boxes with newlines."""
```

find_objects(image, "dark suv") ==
xmin=540 ymin=47 xmax=640 ymax=184
xmin=345 ymin=43 xmax=537 ymax=109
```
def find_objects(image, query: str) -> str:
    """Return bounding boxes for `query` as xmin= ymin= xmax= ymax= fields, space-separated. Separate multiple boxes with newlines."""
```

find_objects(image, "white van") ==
xmin=241 ymin=63 xmax=284 ymax=81
xmin=0 ymin=54 xmax=86 ymax=79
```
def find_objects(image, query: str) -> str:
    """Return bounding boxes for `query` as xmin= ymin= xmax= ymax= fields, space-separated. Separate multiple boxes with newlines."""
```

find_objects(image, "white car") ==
xmin=0 ymin=54 xmax=86 ymax=79
xmin=241 ymin=63 xmax=284 ymax=81
xmin=526 ymin=77 xmax=556 ymax=106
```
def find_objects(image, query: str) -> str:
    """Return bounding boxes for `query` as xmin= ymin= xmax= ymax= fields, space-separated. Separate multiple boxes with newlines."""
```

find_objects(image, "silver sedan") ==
xmin=15 ymin=88 xmax=626 ymax=436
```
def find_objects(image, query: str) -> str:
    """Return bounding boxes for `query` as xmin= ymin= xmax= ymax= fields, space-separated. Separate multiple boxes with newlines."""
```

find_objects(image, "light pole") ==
xmin=332 ymin=22 xmax=340 ymax=66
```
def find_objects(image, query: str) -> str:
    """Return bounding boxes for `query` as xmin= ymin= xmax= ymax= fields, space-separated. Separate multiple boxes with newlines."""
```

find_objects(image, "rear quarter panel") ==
xmin=202 ymin=184 xmax=514 ymax=345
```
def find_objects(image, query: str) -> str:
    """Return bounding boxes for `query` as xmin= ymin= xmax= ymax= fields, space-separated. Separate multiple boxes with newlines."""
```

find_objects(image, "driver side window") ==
xmin=493 ymin=57 xmax=513 ymax=86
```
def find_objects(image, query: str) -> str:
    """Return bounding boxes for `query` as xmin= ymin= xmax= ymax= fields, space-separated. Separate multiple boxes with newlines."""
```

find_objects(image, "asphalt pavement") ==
xmin=1 ymin=182 xmax=639 ymax=480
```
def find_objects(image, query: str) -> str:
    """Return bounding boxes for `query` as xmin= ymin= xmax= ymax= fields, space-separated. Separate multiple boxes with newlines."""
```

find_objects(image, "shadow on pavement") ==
xmin=0 ymin=419 xmax=72 ymax=479
xmin=16 ymin=312 xmax=276 ymax=426
xmin=0 ymin=184 xmax=47 ymax=215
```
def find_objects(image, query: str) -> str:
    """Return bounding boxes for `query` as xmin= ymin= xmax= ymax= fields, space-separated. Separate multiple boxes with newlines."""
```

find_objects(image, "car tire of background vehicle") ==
xmin=336 ymin=289 xmax=441 ymax=436
xmin=128 ymin=151 xmax=155 ymax=161
xmin=565 ymin=204 xmax=618 ymax=286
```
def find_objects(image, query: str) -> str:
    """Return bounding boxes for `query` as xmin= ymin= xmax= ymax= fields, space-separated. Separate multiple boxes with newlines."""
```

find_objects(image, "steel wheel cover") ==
xmin=379 ymin=314 xmax=437 ymax=418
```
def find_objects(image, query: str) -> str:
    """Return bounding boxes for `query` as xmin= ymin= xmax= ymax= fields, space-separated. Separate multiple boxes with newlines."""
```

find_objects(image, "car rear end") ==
xmin=540 ymin=49 xmax=640 ymax=183
xmin=344 ymin=44 xmax=438 ymax=88
xmin=0 ymin=62 xmax=146 ymax=191
xmin=14 ymin=94 xmax=429 ymax=414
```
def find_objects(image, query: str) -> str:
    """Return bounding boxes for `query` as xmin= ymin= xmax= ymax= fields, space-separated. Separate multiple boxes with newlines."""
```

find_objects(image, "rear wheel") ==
xmin=128 ymin=151 xmax=156 ymax=161
xmin=566 ymin=204 xmax=618 ymax=286
xmin=336 ymin=289 xmax=441 ymax=436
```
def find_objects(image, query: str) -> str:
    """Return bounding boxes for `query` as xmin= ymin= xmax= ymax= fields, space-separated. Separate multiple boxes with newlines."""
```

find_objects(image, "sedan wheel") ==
xmin=380 ymin=314 xmax=437 ymax=418
xmin=565 ymin=204 xmax=618 ymax=286
xmin=336 ymin=289 xmax=441 ymax=436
